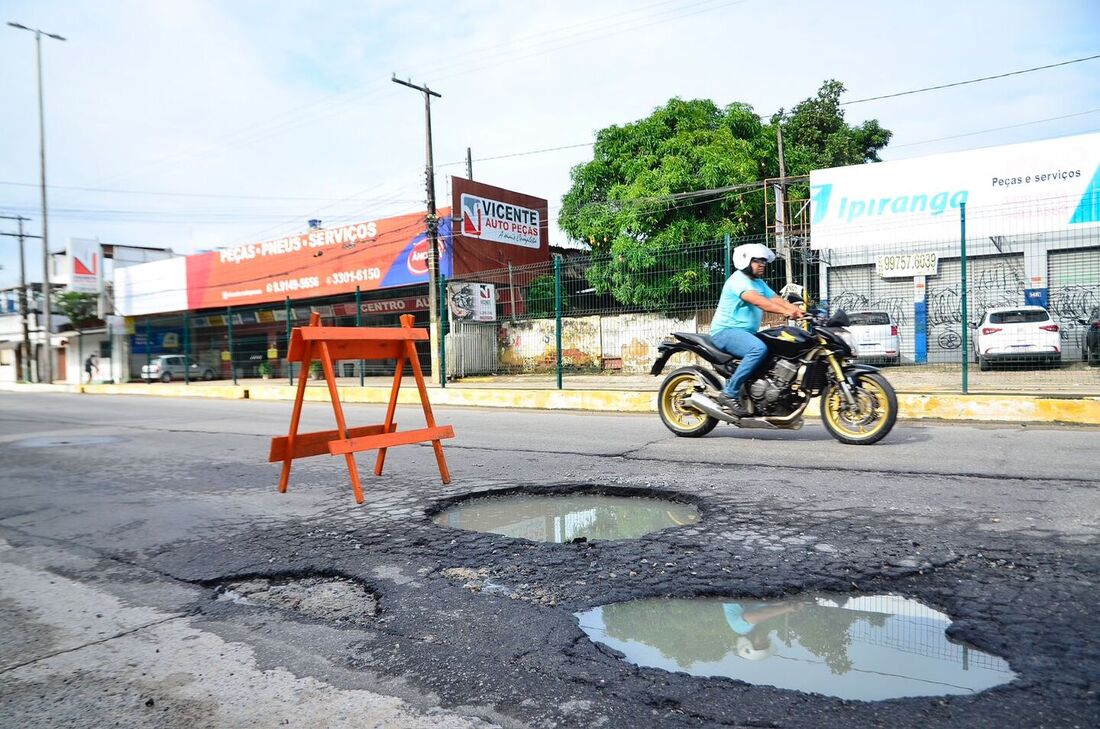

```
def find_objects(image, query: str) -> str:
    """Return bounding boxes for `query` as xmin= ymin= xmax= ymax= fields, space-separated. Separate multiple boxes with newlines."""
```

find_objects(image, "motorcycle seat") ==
xmin=672 ymin=332 xmax=737 ymax=364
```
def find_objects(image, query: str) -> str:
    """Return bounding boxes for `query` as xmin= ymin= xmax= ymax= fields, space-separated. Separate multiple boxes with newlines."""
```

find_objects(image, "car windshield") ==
xmin=989 ymin=310 xmax=1049 ymax=324
xmin=848 ymin=313 xmax=891 ymax=326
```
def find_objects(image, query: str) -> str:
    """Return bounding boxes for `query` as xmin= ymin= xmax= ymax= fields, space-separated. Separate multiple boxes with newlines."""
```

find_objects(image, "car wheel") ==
xmin=161 ymin=371 xmax=172 ymax=383
xmin=978 ymin=355 xmax=990 ymax=372
xmin=202 ymin=369 xmax=215 ymax=381
xmin=1088 ymin=344 xmax=1099 ymax=367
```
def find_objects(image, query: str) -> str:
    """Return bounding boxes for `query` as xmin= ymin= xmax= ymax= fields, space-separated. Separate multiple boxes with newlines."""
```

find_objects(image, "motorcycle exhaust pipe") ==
xmin=686 ymin=392 xmax=739 ymax=424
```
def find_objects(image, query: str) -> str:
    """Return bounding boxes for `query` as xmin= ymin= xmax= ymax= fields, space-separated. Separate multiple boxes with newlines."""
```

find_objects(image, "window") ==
xmin=989 ymin=310 xmax=1049 ymax=324
xmin=99 ymin=340 xmax=111 ymax=359
xmin=849 ymin=313 xmax=891 ymax=326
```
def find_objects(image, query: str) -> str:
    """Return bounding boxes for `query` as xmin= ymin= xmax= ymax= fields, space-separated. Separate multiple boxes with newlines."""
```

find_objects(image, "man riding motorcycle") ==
xmin=711 ymin=243 xmax=806 ymax=417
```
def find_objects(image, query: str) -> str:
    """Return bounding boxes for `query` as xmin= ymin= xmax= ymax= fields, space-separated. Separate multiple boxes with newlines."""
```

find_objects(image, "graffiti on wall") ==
xmin=829 ymin=292 xmax=910 ymax=327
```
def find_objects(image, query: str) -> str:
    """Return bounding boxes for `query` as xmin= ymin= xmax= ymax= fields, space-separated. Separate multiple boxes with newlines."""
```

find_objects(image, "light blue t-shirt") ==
xmin=712 ymin=271 xmax=776 ymax=333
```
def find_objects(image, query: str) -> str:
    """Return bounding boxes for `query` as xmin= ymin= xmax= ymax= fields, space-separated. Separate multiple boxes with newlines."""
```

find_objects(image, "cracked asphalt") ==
xmin=0 ymin=391 xmax=1097 ymax=728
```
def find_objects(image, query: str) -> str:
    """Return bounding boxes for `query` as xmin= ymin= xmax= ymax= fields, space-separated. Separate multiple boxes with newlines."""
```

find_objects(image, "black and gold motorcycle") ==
xmin=650 ymin=308 xmax=897 ymax=444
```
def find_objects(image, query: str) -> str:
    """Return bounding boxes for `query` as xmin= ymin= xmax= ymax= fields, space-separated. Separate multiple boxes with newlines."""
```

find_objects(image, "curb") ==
xmin=2 ymin=382 xmax=1098 ymax=426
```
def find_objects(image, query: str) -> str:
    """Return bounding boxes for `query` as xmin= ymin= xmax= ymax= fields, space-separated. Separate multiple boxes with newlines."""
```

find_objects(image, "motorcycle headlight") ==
xmin=837 ymin=330 xmax=859 ymax=357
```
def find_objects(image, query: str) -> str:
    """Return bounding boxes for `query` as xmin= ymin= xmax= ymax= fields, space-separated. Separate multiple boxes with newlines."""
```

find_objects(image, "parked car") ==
xmin=1080 ymin=306 xmax=1100 ymax=366
xmin=140 ymin=355 xmax=216 ymax=382
xmin=845 ymin=311 xmax=900 ymax=365
xmin=970 ymin=306 xmax=1061 ymax=370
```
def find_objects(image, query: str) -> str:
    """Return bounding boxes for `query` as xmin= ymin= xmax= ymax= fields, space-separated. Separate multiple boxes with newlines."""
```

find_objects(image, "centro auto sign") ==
xmin=460 ymin=193 xmax=540 ymax=249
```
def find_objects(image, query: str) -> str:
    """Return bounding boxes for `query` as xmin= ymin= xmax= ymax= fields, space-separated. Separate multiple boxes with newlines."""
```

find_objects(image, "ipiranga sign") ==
xmin=810 ymin=131 xmax=1100 ymax=249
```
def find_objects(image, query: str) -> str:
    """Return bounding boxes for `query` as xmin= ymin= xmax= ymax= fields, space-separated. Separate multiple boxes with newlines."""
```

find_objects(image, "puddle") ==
xmin=9 ymin=435 xmax=125 ymax=448
xmin=432 ymin=493 xmax=700 ymax=542
xmin=216 ymin=576 xmax=377 ymax=626
xmin=575 ymin=594 xmax=1015 ymax=700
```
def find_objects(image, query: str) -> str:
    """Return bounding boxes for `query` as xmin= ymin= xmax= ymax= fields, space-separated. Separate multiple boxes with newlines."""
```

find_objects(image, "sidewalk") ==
xmin=4 ymin=371 xmax=1099 ymax=425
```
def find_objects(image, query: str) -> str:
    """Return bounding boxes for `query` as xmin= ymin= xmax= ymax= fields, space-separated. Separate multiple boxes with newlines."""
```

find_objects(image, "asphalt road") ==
xmin=0 ymin=392 xmax=1097 ymax=728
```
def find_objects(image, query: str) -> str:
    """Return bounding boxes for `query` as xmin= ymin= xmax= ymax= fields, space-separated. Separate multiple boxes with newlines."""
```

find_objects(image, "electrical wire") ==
xmin=841 ymin=52 xmax=1100 ymax=105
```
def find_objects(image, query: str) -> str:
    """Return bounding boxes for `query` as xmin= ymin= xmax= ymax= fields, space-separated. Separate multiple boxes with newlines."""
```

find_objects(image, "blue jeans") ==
xmin=711 ymin=328 xmax=768 ymax=398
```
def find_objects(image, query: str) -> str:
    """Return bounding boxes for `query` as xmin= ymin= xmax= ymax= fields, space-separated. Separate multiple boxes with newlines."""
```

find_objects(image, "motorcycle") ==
xmin=650 ymin=306 xmax=898 ymax=444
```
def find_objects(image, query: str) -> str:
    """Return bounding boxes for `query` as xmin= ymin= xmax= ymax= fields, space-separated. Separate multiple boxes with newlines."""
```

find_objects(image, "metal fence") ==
xmin=445 ymin=196 xmax=1100 ymax=394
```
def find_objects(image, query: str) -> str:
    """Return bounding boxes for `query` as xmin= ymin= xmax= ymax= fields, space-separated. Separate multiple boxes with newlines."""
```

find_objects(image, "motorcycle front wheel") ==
xmin=820 ymin=371 xmax=897 ymax=445
xmin=657 ymin=367 xmax=719 ymax=438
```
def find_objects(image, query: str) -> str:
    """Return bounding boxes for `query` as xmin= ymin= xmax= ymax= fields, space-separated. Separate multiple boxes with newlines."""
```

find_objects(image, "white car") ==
xmin=845 ymin=311 xmax=900 ymax=365
xmin=971 ymin=306 xmax=1061 ymax=371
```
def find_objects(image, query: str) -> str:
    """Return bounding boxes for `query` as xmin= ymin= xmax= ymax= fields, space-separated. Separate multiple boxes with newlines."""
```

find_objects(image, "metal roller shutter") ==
xmin=1047 ymin=248 xmax=1100 ymax=361
xmin=925 ymin=254 xmax=1025 ymax=363
xmin=826 ymin=264 xmax=920 ymax=363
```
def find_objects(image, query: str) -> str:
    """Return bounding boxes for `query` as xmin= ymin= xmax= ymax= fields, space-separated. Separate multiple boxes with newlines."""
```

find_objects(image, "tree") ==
xmin=55 ymin=291 xmax=99 ymax=329
xmin=558 ymin=83 xmax=891 ymax=309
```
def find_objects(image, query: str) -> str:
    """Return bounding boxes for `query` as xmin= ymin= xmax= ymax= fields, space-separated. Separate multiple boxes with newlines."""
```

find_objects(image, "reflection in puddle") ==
xmin=432 ymin=493 xmax=700 ymax=542
xmin=575 ymin=594 xmax=1015 ymax=700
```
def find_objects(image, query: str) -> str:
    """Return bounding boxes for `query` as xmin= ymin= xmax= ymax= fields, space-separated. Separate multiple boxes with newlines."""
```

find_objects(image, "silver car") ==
xmin=140 ymin=355 xmax=216 ymax=382
xmin=846 ymin=311 xmax=901 ymax=365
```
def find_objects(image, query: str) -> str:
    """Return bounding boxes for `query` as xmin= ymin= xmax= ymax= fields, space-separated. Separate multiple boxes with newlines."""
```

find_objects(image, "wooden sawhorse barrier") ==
xmin=269 ymin=312 xmax=454 ymax=504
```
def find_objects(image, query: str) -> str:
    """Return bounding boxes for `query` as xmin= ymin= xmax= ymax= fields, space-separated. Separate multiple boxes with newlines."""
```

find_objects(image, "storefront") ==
xmin=113 ymin=178 xmax=551 ymax=381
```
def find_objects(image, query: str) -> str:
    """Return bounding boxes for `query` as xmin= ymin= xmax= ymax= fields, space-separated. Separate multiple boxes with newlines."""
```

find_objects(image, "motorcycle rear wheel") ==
xmin=658 ymin=367 xmax=719 ymax=438
xmin=820 ymin=371 xmax=897 ymax=445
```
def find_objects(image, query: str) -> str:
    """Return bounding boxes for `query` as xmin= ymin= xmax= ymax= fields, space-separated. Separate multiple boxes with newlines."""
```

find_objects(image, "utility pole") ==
xmin=8 ymin=22 xmax=66 ymax=383
xmin=392 ymin=75 xmax=444 ymax=384
xmin=776 ymin=126 xmax=793 ymax=288
xmin=0 ymin=214 xmax=39 ymax=381
xmin=466 ymin=147 xmax=473 ymax=180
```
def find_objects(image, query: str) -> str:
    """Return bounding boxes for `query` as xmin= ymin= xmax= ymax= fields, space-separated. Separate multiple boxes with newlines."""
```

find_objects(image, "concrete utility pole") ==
xmin=0 ymin=214 xmax=39 ymax=381
xmin=8 ymin=21 xmax=66 ymax=383
xmin=392 ymin=75 xmax=444 ymax=384
xmin=776 ymin=125 xmax=794 ymax=288
xmin=466 ymin=147 xmax=473 ymax=180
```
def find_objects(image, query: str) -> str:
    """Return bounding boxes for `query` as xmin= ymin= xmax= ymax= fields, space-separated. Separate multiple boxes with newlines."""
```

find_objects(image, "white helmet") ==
xmin=732 ymin=243 xmax=776 ymax=270
xmin=735 ymin=636 xmax=777 ymax=662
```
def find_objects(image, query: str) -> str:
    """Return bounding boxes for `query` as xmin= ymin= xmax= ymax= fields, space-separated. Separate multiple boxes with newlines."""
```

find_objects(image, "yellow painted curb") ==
xmin=80 ymin=383 xmax=248 ymax=399
xmin=897 ymin=393 xmax=1100 ymax=425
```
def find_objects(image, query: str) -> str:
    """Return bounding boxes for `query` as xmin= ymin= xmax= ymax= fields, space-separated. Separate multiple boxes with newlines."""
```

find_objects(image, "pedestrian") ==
xmin=84 ymin=353 xmax=99 ymax=384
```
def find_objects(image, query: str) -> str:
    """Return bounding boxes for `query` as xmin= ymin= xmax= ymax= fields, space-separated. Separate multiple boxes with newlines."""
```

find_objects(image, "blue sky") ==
xmin=1 ymin=0 xmax=1098 ymax=289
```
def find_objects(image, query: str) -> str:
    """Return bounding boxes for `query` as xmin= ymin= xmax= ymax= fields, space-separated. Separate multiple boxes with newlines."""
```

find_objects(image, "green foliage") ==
xmin=525 ymin=274 xmax=569 ymax=319
xmin=257 ymin=361 xmax=272 ymax=377
xmin=559 ymin=83 xmax=891 ymax=308
xmin=54 ymin=291 xmax=98 ymax=329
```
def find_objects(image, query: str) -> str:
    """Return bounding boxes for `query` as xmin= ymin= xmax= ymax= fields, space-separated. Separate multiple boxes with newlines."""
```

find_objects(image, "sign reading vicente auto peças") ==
xmin=460 ymin=193 xmax=540 ymax=249
xmin=185 ymin=209 xmax=451 ymax=310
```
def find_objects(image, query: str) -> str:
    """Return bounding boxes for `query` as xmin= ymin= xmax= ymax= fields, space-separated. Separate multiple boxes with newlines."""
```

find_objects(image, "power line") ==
xmin=0 ymin=180 xmax=420 ymax=204
xmin=889 ymin=108 xmax=1100 ymax=149
xmin=841 ymin=52 xmax=1100 ymax=105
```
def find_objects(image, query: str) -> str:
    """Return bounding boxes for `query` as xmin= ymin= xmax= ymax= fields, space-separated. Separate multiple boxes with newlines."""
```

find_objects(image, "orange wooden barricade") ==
xmin=268 ymin=313 xmax=454 ymax=504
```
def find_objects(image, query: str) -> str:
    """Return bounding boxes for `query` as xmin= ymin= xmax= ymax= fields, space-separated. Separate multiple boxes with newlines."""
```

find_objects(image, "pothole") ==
xmin=431 ymin=491 xmax=700 ymax=543
xmin=575 ymin=593 xmax=1015 ymax=700
xmin=215 ymin=576 xmax=377 ymax=626
xmin=9 ymin=435 xmax=126 ymax=448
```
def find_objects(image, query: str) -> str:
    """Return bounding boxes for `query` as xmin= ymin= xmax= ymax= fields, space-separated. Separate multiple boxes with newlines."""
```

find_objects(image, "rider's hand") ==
xmin=788 ymin=308 xmax=807 ymax=320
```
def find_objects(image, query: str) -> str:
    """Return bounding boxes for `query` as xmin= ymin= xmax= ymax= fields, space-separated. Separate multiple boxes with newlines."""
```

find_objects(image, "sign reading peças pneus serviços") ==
xmin=184 ymin=209 xmax=452 ymax=310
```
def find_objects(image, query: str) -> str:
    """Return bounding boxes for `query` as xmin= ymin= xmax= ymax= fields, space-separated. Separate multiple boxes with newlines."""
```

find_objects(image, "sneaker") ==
xmin=714 ymin=392 xmax=748 ymax=418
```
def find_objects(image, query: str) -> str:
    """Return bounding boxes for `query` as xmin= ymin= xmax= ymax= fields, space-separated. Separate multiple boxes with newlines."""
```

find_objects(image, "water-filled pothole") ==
xmin=432 ymin=492 xmax=700 ymax=542
xmin=216 ymin=576 xmax=377 ymax=626
xmin=575 ymin=594 xmax=1015 ymax=700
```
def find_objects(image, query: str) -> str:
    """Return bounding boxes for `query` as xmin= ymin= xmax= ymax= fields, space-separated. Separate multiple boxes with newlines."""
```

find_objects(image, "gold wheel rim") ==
xmin=824 ymin=376 xmax=889 ymax=439
xmin=660 ymin=374 xmax=709 ymax=431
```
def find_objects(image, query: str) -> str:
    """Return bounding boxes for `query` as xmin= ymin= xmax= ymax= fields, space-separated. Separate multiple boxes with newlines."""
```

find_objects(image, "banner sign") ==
xmin=184 ymin=210 xmax=451 ymax=310
xmin=68 ymin=238 xmax=102 ymax=294
xmin=460 ymin=193 xmax=540 ymax=249
xmin=810 ymin=131 xmax=1100 ymax=249
xmin=448 ymin=282 xmax=496 ymax=321
xmin=876 ymin=252 xmax=939 ymax=278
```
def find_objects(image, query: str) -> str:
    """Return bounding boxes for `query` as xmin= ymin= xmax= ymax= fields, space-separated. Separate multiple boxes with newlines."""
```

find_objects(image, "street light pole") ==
xmin=392 ymin=75 xmax=444 ymax=385
xmin=8 ymin=21 xmax=66 ymax=383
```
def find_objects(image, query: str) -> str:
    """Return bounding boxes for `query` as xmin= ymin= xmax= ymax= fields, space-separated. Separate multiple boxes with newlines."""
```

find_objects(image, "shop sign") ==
xmin=460 ymin=193 xmax=540 ymax=249
xmin=876 ymin=252 xmax=939 ymax=278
